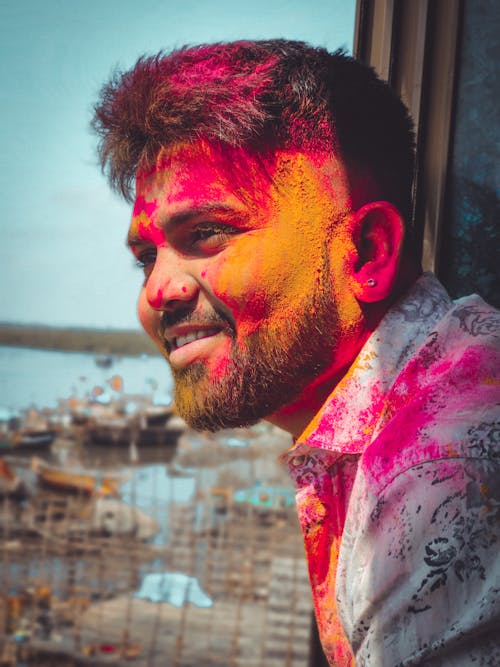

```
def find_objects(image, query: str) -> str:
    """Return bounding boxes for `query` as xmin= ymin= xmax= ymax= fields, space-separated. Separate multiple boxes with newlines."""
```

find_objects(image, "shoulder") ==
xmin=360 ymin=292 xmax=500 ymax=492
xmin=339 ymin=456 xmax=500 ymax=665
xmin=449 ymin=293 xmax=500 ymax=343
xmin=338 ymin=286 xmax=500 ymax=664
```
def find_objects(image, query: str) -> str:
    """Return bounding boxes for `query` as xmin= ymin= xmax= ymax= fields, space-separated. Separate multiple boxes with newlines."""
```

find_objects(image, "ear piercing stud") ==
xmin=366 ymin=278 xmax=377 ymax=287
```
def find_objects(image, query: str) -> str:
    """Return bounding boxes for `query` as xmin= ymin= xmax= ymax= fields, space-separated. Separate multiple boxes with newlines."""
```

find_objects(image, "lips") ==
xmin=172 ymin=328 xmax=221 ymax=350
xmin=165 ymin=325 xmax=231 ymax=370
xmin=158 ymin=308 xmax=235 ymax=356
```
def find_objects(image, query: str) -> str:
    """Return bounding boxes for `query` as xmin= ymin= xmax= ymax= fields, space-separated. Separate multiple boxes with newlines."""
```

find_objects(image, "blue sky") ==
xmin=1 ymin=0 xmax=355 ymax=329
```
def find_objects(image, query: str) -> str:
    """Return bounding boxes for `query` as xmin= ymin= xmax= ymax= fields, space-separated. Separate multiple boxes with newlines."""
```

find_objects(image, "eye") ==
xmin=191 ymin=223 xmax=238 ymax=250
xmin=135 ymin=248 xmax=157 ymax=278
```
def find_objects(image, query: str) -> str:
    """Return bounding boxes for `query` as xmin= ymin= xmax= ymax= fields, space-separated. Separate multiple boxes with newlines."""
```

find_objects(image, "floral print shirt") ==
xmin=283 ymin=274 xmax=500 ymax=666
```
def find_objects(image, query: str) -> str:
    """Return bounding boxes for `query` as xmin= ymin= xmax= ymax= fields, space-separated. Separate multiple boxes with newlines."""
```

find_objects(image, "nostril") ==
xmin=149 ymin=289 xmax=164 ymax=309
xmin=146 ymin=268 xmax=199 ymax=310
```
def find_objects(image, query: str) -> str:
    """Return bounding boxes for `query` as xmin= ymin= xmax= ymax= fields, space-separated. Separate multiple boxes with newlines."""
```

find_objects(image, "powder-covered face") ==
xmin=128 ymin=140 xmax=362 ymax=431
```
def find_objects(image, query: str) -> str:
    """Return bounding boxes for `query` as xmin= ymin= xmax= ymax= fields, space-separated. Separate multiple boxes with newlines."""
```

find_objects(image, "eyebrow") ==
xmin=127 ymin=202 xmax=249 ymax=248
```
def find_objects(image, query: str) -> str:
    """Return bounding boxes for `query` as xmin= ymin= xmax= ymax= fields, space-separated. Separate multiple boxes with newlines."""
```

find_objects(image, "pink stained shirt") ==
xmin=283 ymin=273 xmax=500 ymax=666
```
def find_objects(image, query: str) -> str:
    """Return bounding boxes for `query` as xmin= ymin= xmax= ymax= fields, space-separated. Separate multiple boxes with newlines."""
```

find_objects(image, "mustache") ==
xmin=157 ymin=306 xmax=235 ymax=344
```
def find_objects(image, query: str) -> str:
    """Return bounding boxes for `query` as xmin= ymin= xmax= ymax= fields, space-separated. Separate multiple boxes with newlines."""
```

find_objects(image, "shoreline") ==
xmin=0 ymin=323 xmax=160 ymax=356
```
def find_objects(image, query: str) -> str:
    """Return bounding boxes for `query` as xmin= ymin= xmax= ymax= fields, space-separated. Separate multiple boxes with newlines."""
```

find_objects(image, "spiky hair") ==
xmin=92 ymin=39 xmax=415 ymax=226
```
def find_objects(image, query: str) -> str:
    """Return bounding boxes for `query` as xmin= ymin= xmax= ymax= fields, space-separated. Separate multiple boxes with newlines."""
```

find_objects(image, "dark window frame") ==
xmin=353 ymin=0 xmax=463 ymax=272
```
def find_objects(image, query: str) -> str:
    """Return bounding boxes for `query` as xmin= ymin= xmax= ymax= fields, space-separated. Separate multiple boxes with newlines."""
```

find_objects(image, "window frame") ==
xmin=353 ymin=0 xmax=463 ymax=272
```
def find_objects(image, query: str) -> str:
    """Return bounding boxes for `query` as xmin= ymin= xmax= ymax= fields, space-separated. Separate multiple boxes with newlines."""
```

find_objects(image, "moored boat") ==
xmin=87 ymin=414 xmax=185 ymax=448
xmin=94 ymin=354 xmax=113 ymax=368
xmin=31 ymin=456 xmax=124 ymax=496
xmin=0 ymin=429 xmax=56 ymax=453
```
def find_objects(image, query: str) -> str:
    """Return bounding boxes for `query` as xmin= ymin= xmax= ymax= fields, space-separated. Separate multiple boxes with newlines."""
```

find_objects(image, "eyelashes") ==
xmin=134 ymin=249 xmax=157 ymax=278
xmin=132 ymin=222 xmax=241 ymax=278
xmin=190 ymin=223 xmax=239 ymax=248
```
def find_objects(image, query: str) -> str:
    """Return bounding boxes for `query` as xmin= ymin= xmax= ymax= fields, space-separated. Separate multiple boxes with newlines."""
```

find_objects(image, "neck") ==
xmin=266 ymin=330 xmax=373 ymax=439
xmin=267 ymin=270 xmax=422 ymax=439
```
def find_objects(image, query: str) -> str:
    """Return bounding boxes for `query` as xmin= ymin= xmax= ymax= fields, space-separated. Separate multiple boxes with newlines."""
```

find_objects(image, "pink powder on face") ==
xmin=133 ymin=194 xmax=158 ymax=220
xmin=149 ymin=289 xmax=164 ymax=309
xmin=130 ymin=193 xmax=165 ymax=247
xmin=137 ymin=220 xmax=165 ymax=246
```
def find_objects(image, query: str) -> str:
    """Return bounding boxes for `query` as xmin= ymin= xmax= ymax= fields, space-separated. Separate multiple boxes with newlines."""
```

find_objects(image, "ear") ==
xmin=349 ymin=201 xmax=404 ymax=303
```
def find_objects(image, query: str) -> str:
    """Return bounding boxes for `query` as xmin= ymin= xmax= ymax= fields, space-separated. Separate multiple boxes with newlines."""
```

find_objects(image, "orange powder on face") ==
xmin=213 ymin=149 xmax=361 ymax=341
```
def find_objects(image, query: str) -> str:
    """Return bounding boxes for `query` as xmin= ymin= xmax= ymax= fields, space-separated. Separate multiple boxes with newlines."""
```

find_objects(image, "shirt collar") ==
xmin=286 ymin=273 xmax=453 ymax=462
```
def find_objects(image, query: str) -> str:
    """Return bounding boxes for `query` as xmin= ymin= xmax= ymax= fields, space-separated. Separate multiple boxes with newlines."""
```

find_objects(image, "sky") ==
xmin=1 ymin=0 xmax=355 ymax=330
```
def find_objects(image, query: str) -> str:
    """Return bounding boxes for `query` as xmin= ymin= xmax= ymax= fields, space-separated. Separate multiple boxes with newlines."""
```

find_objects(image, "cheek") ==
xmin=204 ymin=250 xmax=272 ymax=332
xmin=204 ymin=234 xmax=327 ymax=336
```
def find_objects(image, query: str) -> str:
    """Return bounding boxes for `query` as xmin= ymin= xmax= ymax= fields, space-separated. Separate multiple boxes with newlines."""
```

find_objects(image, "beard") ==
xmin=163 ymin=269 xmax=339 ymax=432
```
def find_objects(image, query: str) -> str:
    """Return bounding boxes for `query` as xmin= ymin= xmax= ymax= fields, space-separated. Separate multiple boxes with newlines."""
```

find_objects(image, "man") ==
xmin=93 ymin=40 xmax=499 ymax=665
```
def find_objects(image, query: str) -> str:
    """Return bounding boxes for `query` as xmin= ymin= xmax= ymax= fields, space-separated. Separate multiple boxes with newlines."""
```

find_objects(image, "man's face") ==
xmin=128 ymin=140 xmax=358 ymax=431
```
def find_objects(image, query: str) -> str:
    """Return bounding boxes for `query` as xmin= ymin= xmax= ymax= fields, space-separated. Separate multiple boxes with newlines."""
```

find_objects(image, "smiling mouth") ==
xmin=172 ymin=328 xmax=221 ymax=351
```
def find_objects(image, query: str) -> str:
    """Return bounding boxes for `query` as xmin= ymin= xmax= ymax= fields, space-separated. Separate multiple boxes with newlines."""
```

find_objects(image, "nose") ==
xmin=144 ymin=248 xmax=199 ymax=310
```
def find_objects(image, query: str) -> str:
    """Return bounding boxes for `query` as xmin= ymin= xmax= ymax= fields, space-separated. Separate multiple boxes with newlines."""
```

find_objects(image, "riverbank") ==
xmin=0 ymin=324 xmax=159 ymax=356
xmin=0 ymin=408 xmax=307 ymax=667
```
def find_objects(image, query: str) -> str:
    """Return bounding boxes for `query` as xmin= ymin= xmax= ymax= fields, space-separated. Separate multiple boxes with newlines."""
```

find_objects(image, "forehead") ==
xmin=136 ymin=141 xmax=264 ymax=205
xmin=134 ymin=139 xmax=351 ymax=216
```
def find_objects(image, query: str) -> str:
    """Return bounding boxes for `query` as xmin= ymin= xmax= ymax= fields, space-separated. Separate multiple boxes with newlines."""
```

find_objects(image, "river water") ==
xmin=0 ymin=346 xmax=173 ymax=413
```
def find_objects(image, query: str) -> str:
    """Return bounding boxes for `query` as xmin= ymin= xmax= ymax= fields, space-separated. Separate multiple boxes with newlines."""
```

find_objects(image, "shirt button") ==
xmin=291 ymin=455 xmax=306 ymax=467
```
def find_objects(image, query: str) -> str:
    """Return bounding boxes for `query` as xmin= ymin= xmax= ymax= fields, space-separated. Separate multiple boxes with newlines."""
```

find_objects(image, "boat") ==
xmin=94 ymin=354 xmax=113 ymax=369
xmin=31 ymin=456 xmax=124 ymax=497
xmin=143 ymin=404 xmax=175 ymax=426
xmin=87 ymin=413 xmax=185 ymax=448
xmin=0 ymin=428 xmax=56 ymax=453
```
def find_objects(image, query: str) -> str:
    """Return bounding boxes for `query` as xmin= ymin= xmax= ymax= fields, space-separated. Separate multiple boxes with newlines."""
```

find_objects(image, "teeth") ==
xmin=174 ymin=329 xmax=219 ymax=349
